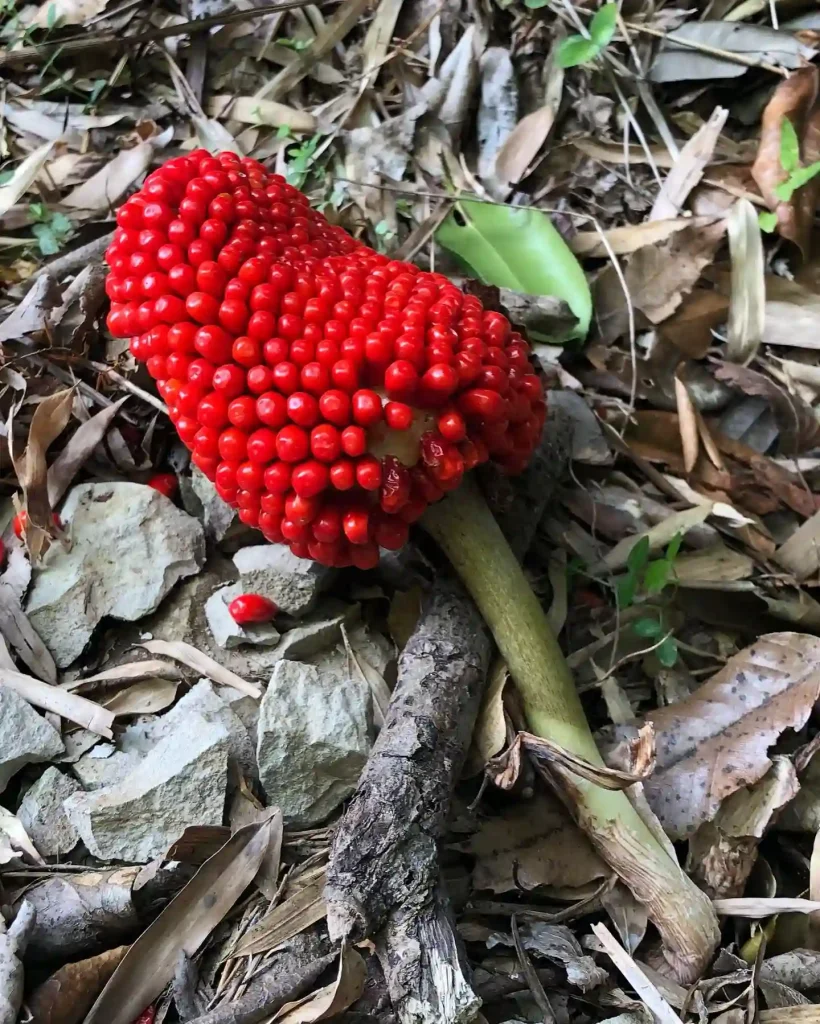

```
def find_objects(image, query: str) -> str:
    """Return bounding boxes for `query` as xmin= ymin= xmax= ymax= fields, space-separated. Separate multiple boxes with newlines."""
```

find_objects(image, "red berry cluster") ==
xmin=105 ymin=150 xmax=546 ymax=568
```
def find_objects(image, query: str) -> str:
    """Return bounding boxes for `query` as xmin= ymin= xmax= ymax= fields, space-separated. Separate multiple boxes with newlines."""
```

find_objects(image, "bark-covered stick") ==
xmin=0 ymin=900 xmax=35 ymax=1024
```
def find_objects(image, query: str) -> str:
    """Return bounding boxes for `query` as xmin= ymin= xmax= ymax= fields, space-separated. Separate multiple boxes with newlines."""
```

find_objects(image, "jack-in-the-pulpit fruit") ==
xmin=105 ymin=150 xmax=545 ymax=567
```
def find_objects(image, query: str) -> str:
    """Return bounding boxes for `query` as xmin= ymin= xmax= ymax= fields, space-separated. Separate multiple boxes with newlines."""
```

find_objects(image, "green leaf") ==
xmin=785 ymin=160 xmax=820 ymax=193
xmin=32 ymin=222 xmax=60 ymax=255
xmin=643 ymin=558 xmax=672 ymax=595
xmin=634 ymin=616 xmax=663 ymax=638
xmin=774 ymin=180 xmax=795 ymax=202
xmin=556 ymin=35 xmax=601 ymax=68
xmin=665 ymin=531 xmax=683 ymax=562
xmin=626 ymin=535 xmax=650 ymax=575
xmin=436 ymin=200 xmax=592 ymax=341
xmin=758 ymin=210 xmax=777 ymax=232
xmin=276 ymin=124 xmax=292 ymax=140
xmin=657 ymin=636 xmax=679 ymax=668
xmin=523 ymin=0 xmax=550 ymax=7
xmin=780 ymin=117 xmax=800 ymax=174
xmin=590 ymin=3 xmax=618 ymax=47
xmin=616 ymin=572 xmax=638 ymax=609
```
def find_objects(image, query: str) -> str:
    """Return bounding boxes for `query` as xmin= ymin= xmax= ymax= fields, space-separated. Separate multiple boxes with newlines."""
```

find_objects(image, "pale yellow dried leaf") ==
xmin=141 ymin=640 xmax=261 ymax=698
xmin=103 ymin=678 xmax=178 ymax=716
xmin=32 ymin=0 xmax=107 ymax=27
xmin=674 ymin=374 xmax=699 ymax=474
xmin=591 ymin=924 xmax=681 ymax=1024
xmin=601 ymin=503 xmax=714 ymax=572
xmin=273 ymin=946 xmax=366 ymax=1024
xmin=0 ymin=664 xmax=114 ymax=736
xmin=650 ymin=107 xmax=728 ymax=221
xmin=775 ymin=510 xmax=820 ymax=581
xmin=231 ymin=868 xmax=326 ymax=957
xmin=570 ymin=217 xmax=718 ymax=258
xmin=464 ymin=659 xmax=509 ymax=776
xmin=66 ymin=659 xmax=182 ymax=692
xmin=714 ymin=898 xmax=820 ymax=917
xmin=494 ymin=53 xmax=563 ymax=187
xmin=206 ymin=96 xmax=315 ymax=133
xmin=62 ymin=144 xmax=155 ymax=213
xmin=0 ymin=142 xmax=54 ymax=219
xmin=0 ymin=805 xmax=44 ymax=865
xmin=673 ymin=545 xmax=755 ymax=586
xmin=726 ymin=198 xmax=765 ymax=364
xmin=28 ymin=945 xmax=128 ymax=1024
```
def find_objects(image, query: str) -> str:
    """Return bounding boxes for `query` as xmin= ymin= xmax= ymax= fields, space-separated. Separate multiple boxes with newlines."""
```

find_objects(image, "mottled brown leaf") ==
xmin=612 ymin=633 xmax=820 ymax=839
xmin=28 ymin=945 xmax=128 ymax=1024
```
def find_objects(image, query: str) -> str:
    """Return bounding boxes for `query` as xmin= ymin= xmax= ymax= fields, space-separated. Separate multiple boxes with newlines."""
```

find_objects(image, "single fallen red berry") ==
xmin=103 ymin=151 xmax=545 ymax=564
xmin=132 ymin=1007 xmax=156 ymax=1024
xmin=147 ymin=472 xmax=178 ymax=498
xmin=13 ymin=510 xmax=62 ymax=539
xmin=228 ymin=593 xmax=278 ymax=624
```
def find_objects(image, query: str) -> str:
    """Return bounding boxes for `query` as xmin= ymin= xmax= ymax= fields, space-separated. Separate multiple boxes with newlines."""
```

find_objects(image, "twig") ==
xmin=624 ymin=20 xmax=789 ymax=77
xmin=12 ymin=231 xmax=115 ymax=297
xmin=0 ymin=0 xmax=322 ymax=68
xmin=82 ymin=360 xmax=169 ymax=416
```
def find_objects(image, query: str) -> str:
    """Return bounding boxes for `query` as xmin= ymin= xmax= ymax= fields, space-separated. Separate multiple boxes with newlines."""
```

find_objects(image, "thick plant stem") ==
xmin=421 ymin=477 xmax=719 ymax=984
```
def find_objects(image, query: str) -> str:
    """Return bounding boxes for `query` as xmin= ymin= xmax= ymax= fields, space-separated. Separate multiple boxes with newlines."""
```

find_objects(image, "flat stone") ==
xmin=187 ymin=467 xmax=238 ymax=542
xmin=0 ymin=689 xmax=64 ymax=793
xmin=232 ymin=545 xmax=332 ymax=618
xmin=205 ymin=583 xmax=281 ymax=650
xmin=64 ymin=713 xmax=229 ymax=862
xmin=120 ymin=679 xmax=257 ymax=781
xmin=17 ymin=768 xmax=80 ymax=857
xmin=26 ymin=482 xmax=205 ymax=667
xmin=257 ymin=660 xmax=371 ymax=825
xmin=73 ymin=748 xmax=141 ymax=791
xmin=215 ymin=686 xmax=260 ymax=748
xmin=271 ymin=604 xmax=359 ymax=663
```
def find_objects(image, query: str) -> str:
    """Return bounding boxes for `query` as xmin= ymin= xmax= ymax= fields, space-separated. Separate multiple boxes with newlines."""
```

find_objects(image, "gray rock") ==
xmin=26 ymin=483 xmax=206 ymax=666
xmin=187 ymin=467 xmax=238 ymax=542
xmin=272 ymin=604 xmax=359 ymax=663
xmin=0 ymin=689 xmax=64 ymax=793
xmin=64 ymin=713 xmax=229 ymax=861
xmin=17 ymin=767 xmax=80 ymax=857
xmin=205 ymin=583 xmax=280 ymax=650
xmin=216 ymin=686 xmax=261 ymax=748
xmin=120 ymin=679 xmax=257 ymax=781
xmin=232 ymin=545 xmax=332 ymax=617
xmin=257 ymin=660 xmax=371 ymax=825
xmin=73 ymin=748 xmax=141 ymax=791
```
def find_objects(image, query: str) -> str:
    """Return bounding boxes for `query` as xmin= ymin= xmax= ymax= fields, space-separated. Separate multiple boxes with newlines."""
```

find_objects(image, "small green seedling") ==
xmin=556 ymin=3 xmax=618 ymax=68
xmin=283 ymin=133 xmax=322 ymax=190
xmin=759 ymin=117 xmax=820 ymax=233
xmin=276 ymin=36 xmax=311 ymax=51
xmin=28 ymin=203 xmax=73 ymax=256
xmin=616 ymin=532 xmax=682 ymax=668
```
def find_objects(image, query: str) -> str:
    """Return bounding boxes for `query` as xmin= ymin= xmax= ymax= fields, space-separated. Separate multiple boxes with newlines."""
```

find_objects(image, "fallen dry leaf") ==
xmin=62 ymin=143 xmax=160 ymax=215
xmin=571 ymin=218 xmax=720 ymax=259
xmin=141 ymin=639 xmax=261 ymax=698
xmin=0 ymin=805 xmax=44 ymax=865
xmin=274 ymin=945 xmax=366 ymax=1024
xmin=230 ymin=867 xmax=327 ymax=957
xmin=776 ymin=509 xmax=820 ymax=581
xmin=751 ymin=66 xmax=820 ymax=256
xmin=726 ymin=198 xmax=765 ymax=364
xmin=659 ymin=288 xmax=729 ymax=359
xmin=464 ymin=659 xmax=510 ymax=776
xmin=102 ymin=678 xmax=179 ymax=717
xmin=594 ymin=219 xmax=727 ymax=345
xmin=28 ymin=945 xmax=129 ymax=1024
xmin=0 ymin=274 xmax=62 ymax=344
xmin=0 ymin=141 xmax=54 ymax=218
xmin=84 ymin=818 xmax=273 ymax=1024
xmin=675 ymin=374 xmax=700 ymax=473
xmin=47 ymin=397 xmax=127 ymax=506
xmin=650 ymin=107 xmax=728 ymax=221
xmin=10 ymin=387 xmax=74 ymax=560
xmin=609 ymin=633 xmax=820 ymax=839
xmin=713 ymin=362 xmax=820 ymax=454
xmin=228 ymin=787 xmax=282 ymax=901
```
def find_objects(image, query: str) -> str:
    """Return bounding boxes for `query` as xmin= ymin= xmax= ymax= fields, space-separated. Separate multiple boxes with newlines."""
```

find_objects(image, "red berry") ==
xmin=147 ymin=473 xmax=177 ymax=498
xmin=13 ymin=510 xmax=61 ymax=538
xmin=246 ymin=428 xmax=278 ymax=464
xmin=228 ymin=594 xmax=278 ymax=625
xmin=292 ymin=460 xmax=329 ymax=497
xmin=276 ymin=425 xmax=309 ymax=462
xmin=351 ymin=390 xmax=382 ymax=427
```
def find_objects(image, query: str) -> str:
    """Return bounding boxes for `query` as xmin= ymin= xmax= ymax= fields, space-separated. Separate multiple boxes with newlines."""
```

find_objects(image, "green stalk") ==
xmin=421 ymin=476 xmax=719 ymax=983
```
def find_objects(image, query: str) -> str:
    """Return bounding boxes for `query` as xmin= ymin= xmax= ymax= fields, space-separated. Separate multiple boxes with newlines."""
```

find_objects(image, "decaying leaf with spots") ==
xmin=605 ymin=633 xmax=820 ymax=839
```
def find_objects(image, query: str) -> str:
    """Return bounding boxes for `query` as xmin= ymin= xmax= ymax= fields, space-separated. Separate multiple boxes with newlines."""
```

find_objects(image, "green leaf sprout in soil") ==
xmin=282 ymin=132 xmax=323 ymax=191
xmin=28 ymin=204 xmax=74 ymax=256
xmin=617 ymin=532 xmax=682 ymax=668
xmin=557 ymin=3 xmax=618 ymax=68
xmin=759 ymin=116 xmax=820 ymax=233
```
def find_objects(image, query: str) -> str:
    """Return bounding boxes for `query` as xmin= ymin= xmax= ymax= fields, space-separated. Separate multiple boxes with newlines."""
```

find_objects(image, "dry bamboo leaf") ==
xmin=612 ymin=633 xmax=820 ymax=838
xmin=673 ymin=545 xmax=754 ymax=586
xmin=695 ymin=409 xmax=725 ymax=471
xmin=164 ymin=52 xmax=240 ymax=155
xmin=10 ymin=387 xmax=74 ymax=560
xmin=601 ymin=503 xmax=717 ymax=572
xmin=273 ymin=945 xmax=366 ymax=1024
xmin=571 ymin=218 xmax=719 ymax=259
xmin=761 ymin=1008 xmax=820 ymax=1024
xmin=141 ymin=640 xmax=261 ymax=698
xmin=0 ymin=664 xmax=114 ymax=736
xmin=494 ymin=38 xmax=563 ymax=189
xmin=228 ymin=787 xmax=283 ymax=901
xmin=522 ymin=729 xmax=654 ymax=789
xmin=84 ymin=819 xmax=273 ymax=1024
xmin=751 ymin=67 xmax=820 ymax=256
xmin=32 ymin=0 xmax=107 ymax=25
xmin=28 ymin=945 xmax=128 ymax=1024
xmin=464 ymin=659 xmax=509 ymax=776
xmin=359 ymin=0 xmax=405 ymax=91
xmin=726 ymin=199 xmax=765 ymax=364
xmin=231 ymin=868 xmax=326 ymax=958
xmin=591 ymin=924 xmax=681 ymax=1024
xmin=776 ymin=510 xmax=820 ymax=580
xmin=66 ymin=659 xmax=182 ymax=693
xmin=47 ymin=398 xmax=127 ymax=507
xmin=206 ymin=96 xmax=315 ymax=133
xmin=387 ymin=586 xmax=422 ymax=650
xmin=594 ymin=219 xmax=727 ymax=345
xmin=650 ymin=107 xmax=729 ymax=221
xmin=62 ymin=144 xmax=157 ymax=214
xmin=0 ymin=274 xmax=61 ymax=343
xmin=574 ymin=138 xmax=677 ymax=169
xmin=0 ymin=588 xmax=57 ymax=682
xmin=714 ymin=899 xmax=820 ymax=917
xmin=103 ymin=678 xmax=178 ymax=716
xmin=0 ymin=141 xmax=54 ymax=218
xmin=675 ymin=374 xmax=700 ymax=474
xmin=0 ymin=805 xmax=44 ymax=865
xmin=762 ymin=277 xmax=820 ymax=349
xmin=713 ymin=362 xmax=820 ymax=454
